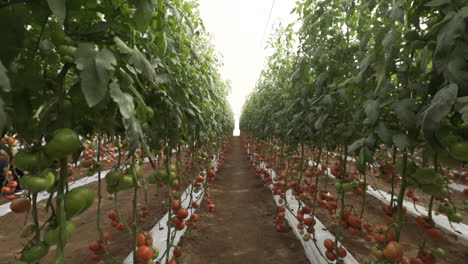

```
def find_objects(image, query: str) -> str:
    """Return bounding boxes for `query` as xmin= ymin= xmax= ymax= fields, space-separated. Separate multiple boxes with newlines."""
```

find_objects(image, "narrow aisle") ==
xmin=178 ymin=137 xmax=308 ymax=264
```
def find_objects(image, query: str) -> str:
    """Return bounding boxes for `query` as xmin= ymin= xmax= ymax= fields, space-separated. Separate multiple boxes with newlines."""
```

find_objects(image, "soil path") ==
xmin=178 ymin=137 xmax=308 ymax=264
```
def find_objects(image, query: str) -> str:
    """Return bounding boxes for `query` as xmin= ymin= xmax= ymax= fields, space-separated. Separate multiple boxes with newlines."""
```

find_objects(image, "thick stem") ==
xmin=32 ymin=193 xmax=40 ymax=241
xmin=55 ymin=158 xmax=68 ymax=264
xmin=131 ymin=156 xmax=138 ymax=264
xmin=395 ymin=150 xmax=408 ymax=242
xmin=390 ymin=147 xmax=396 ymax=207
xmin=96 ymin=135 xmax=104 ymax=242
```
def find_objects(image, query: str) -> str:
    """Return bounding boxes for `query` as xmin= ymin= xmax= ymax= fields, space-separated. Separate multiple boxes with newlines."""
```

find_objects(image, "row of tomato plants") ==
xmin=244 ymin=136 xmax=466 ymax=264
xmin=3 ymin=135 xmax=230 ymax=264
xmin=241 ymin=1 xmax=468 ymax=263
xmin=0 ymin=0 xmax=234 ymax=263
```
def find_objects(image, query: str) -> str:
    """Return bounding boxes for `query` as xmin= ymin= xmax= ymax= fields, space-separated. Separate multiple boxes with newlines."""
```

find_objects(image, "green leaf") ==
xmin=393 ymin=134 xmax=409 ymax=150
xmin=95 ymin=49 xmax=117 ymax=83
xmin=75 ymin=43 xmax=116 ymax=107
xmin=348 ymin=138 xmax=365 ymax=153
xmin=388 ymin=6 xmax=404 ymax=22
xmin=422 ymin=83 xmax=458 ymax=144
xmin=0 ymin=61 xmax=10 ymax=92
xmin=114 ymin=37 xmax=156 ymax=82
xmin=393 ymin=99 xmax=417 ymax=131
xmin=364 ymin=99 xmax=379 ymax=125
xmin=47 ymin=0 xmax=66 ymax=24
xmin=0 ymin=10 xmax=25 ymax=66
xmin=133 ymin=0 xmax=154 ymax=31
xmin=109 ymin=82 xmax=135 ymax=119
xmin=424 ymin=0 xmax=450 ymax=7
xmin=109 ymin=82 xmax=141 ymax=153
xmin=459 ymin=105 xmax=468 ymax=124
xmin=377 ymin=122 xmax=393 ymax=144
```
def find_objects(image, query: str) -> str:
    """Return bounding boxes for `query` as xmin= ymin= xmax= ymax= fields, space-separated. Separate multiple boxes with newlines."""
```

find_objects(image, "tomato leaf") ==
xmin=422 ymin=83 xmax=458 ymax=145
xmin=348 ymin=138 xmax=365 ymax=153
xmin=109 ymin=82 xmax=142 ymax=153
xmin=133 ymin=0 xmax=154 ymax=32
xmin=393 ymin=134 xmax=409 ymax=150
xmin=75 ymin=44 xmax=116 ymax=107
xmin=376 ymin=122 xmax=393 ymax=145
xmin=46 ymin=0 xmax=66 ymax=24
xmin=114 ymin=37 xmax=156 ymax=82
xmin=364 ymin=99 xmax=380 ymax=125
xmin=393 ymin=99 xmax=417 ymax=132
xmin=424 ymin=0 xmax=451 ymax=7
xmin=109 ymin=82 xmax=135 ymax=120
xmin=0 ymin=61 xmax=10 ymax=92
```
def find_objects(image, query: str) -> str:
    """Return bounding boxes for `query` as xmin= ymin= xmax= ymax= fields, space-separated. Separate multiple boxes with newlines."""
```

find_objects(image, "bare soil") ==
xmin=178 ymin=137 xmax=309 ymax=264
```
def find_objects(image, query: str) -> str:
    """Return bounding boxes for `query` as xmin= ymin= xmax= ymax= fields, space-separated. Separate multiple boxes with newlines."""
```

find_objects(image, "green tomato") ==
xmin=57 ymin=45 xmax=76 ymax=57
xmin=21 ymin=171 xmax=56 ymax=193
xmin=165 ymin=171 xmax=176 ymax=185
xmin=431 ymin=248 xmax=445 ymax=257
xmin=155 ymin=169 xmax=166 ymax=179
xmin=437 ymin=187 xmax=450 ymax=198
xmin=448 ymin=213 xmax=463 ymax=223
xmin=135 ymin=106 xmax=154 ymax=122
xmin=335 ymin=182 xmax=342 ymax=192
xmin=106 ymin=184 xmax=119 ymax=194
xmin=118 ymin=175 xmax=136 ymax=190
xmin=106 ymin=170 xmax=124 ymax=185
xmin=449 ymin=141 xmax=468 ymax=161
xmin=146 ymin=106 xmax=154 ymax=119
xmin=45 ymin=128 xmax=81 ymax=159
xmin=20 ymin=242 xmax=49 ymax=263
xmin=169 ymin=164 xmax=177 ymax=172
xmin=148 ymin=174 xmax=158 ymax=184
xmin=152 ymin=247 xmax=160 ymax=259
xmin=342 ymin=183 xmax=354 ymax=193
xmin=43 ymin=221 xmax=76 ymax=245
xmin=14 ymin=150 xmax=37 ymax=171
xmin=131 ymin=164 xmax=144 ymax=178
xmin=65 ymin=186 xmax=95 ymax=218
xmin=439 ymin=202 xmax=455 ymax=215
xmin=14 ymin=149 xmax=50 ymax=172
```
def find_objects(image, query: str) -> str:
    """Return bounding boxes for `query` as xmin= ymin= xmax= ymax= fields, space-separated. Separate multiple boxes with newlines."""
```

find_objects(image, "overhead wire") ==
xmin=259 ymin=0 xmax=276 ymax=48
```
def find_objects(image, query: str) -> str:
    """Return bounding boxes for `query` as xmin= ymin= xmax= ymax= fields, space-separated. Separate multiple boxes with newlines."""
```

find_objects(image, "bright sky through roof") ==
xmin=198 ymin=0 xmax=298 ymax=135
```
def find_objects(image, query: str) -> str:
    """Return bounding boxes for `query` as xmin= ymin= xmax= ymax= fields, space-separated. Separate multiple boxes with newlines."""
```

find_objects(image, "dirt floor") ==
xmin=178 ymin=137 xmax=309 ymax=264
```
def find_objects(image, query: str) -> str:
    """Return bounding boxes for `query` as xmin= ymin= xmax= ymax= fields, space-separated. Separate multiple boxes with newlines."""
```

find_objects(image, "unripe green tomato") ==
xmin=448 ymin=213 xmax=463 ymax=223
xmin=118 ymin=175 xmax=135 ymax=190
xmin=45 ymin=128 xmax=81 ymax=159
xmin=43 ymin=221 xmax=76 ymax=245
xmin=106 ymin=170 xmax=124 ymax=185
xmin=335 ymin=182 xmax=342 ymax=192
xmin=21 ymin=171 xmax=56 ymax=193
xmin=106 ymin=184 xmax=119 ymax=194
xmin=57 ymin=45 xmax=76 ymax=57
xmin=449 ymin=141 xmax=468 ymax=161
xmin=342 ymin=183 xmax=354 ymax=193
xmin=439 ymin=202 xmax=455 ymax=215
xmin=20 ymin=242 xmax=49 ymax=263
xmin=431 ymin=248 xmax=445 ymax=257
xmin=62 ymin=55 xmax=74 ymax=63
xmin=65 ymin=186 xmax=95 ymax=218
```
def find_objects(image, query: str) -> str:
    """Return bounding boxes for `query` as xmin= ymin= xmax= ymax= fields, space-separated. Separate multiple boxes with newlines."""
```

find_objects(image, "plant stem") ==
xmin=395 ymin=150 xmax=408 ymax=242
xmin=55 ymin=158 xmax=68 ymax=264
